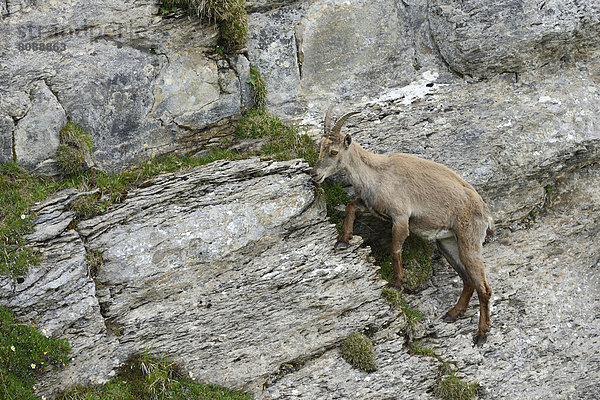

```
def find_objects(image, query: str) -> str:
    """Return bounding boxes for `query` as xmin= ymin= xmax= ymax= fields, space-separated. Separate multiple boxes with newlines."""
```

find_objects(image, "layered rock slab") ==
xmin=0 ymin=158 xmax=392 ymax=397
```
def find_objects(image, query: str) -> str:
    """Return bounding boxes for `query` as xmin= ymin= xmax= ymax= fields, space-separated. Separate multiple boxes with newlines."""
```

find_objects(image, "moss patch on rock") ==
xmin=339 ymin=332 xmax=377 ymax=372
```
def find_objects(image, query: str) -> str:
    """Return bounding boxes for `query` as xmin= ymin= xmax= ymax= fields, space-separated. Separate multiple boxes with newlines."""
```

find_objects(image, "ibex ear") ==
xmin=344 ymin=134 xmax=352 ymax=148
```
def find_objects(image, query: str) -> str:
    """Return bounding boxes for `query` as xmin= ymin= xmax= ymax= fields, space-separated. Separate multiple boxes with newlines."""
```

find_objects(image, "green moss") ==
xmin=0 ymin=306 xmax=70 ymax=400
xmin=433 ymin=364 xmax=479 ymax=400
xmin=59 ymin=350 xmax=252 ymax=400
xmin=339 ymin=332 xmax=377 ymax=372
xmin=381 ymin=287 xmax=424 ymax=327
xmin=56 ymin=122 xmax=94 ymax=176
xmin=246 ymin=65 xmax=267 ymax=107
xmin=168 ymin=0 xmax=248 ymax=50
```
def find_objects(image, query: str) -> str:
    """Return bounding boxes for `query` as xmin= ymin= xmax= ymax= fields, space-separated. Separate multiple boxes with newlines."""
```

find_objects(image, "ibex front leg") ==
xmin=334 ymin=198 xmax=364 ymax=250
xmin=391 ymin=217 xmax=409 ymax=288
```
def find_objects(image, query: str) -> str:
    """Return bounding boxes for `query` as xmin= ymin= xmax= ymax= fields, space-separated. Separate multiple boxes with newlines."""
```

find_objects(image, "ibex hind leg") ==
xmin=437 ymin=237 xmax=474 ymax=322
xmin=456 ymin=237 xmax=492 ymax=346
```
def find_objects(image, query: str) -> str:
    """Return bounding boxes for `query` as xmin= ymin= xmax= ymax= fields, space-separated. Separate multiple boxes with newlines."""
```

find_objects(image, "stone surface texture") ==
xmin=0 ymin=159 xmax=392 ymax=398
xmin=0 ymin=0 xmax=253 ymax=170
xmin=0 ymin=0 xmax=599 ymax=399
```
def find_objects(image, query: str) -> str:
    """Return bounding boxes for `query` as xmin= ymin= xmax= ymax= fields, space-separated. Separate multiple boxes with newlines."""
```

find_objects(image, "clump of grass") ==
xmin=433 ymin=363 xmax=479 ymax=400
xmin=408 ymin=342 xmax=436 ymax=357
xmin=56 ymin=122 xmax=94 ymax=176
xmin=339 ymin=332 xmax=377 ymax=372
xmin=381 ymin=287 xmax=424 ymax=327
xmin=0 ymin=162 xmax=60 ymax=277
xmin=235 ymin=107 xmax=318 ymax=166
xmin=246 ymin=65 xmax=266 ymax=107
xmin=0 ymin=306 xmax=70 ymax=400
xmin=59 ymin=350 xmax=252 ymax=400
xmin=167 ymin=0 xmax=248 ymax=50
xmin=86 ymin=249 xmax=104 ymax=278
xmin=374 ymin=235 xmax=432 ymax=291
xmin=318 ymin=183 xmax=349 ymax=233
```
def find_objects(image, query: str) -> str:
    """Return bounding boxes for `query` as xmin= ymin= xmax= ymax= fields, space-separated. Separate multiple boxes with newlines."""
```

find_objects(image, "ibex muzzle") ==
xmin=313 ymin=105 xmax=495 ymax=345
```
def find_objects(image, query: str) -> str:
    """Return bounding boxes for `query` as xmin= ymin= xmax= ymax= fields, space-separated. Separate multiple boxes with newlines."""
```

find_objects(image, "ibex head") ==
xmin=311 ymin=105 xmax=359 ymax=184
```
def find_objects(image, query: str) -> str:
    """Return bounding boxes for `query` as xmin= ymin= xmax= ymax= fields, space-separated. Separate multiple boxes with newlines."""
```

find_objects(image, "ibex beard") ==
xmin=312 ymin=105 xmax=495 ymax=345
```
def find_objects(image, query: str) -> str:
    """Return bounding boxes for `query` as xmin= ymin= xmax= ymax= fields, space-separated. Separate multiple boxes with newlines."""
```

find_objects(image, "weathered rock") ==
xmin=0 ymin=0 xmax=252 ymax=170
xmin=12 ymin=80 xmax=66 ymax=172
xmin=0 ymin=158 xmax=393 ymax=398
xmin=263 ymin=164 xmax=600 ymax=400
xmin=0 ymin=188 xmax=120 ymax=394
xmin=429 ymin=0 xmax=600 ymax=79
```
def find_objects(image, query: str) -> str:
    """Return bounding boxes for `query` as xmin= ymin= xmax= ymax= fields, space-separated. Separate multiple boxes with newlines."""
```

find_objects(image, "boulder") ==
xmin=0 ymin=158 xmax=393 ymax=397
xmin=428 ymin=0 xmax=600 ymax=79
xmin=13 ymin=80 xmax=66 ymax=173
xmin=0 ymin=0 xmax=252 ymax=170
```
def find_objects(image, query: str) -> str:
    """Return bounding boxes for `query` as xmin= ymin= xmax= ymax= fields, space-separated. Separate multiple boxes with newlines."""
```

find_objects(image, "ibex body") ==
xmin=312 ymin=106 xmax=494 ymax=344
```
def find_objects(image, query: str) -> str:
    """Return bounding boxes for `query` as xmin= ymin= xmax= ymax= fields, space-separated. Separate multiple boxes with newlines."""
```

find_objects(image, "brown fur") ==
xmin=312 ymin=107 xmax=494 ymax=344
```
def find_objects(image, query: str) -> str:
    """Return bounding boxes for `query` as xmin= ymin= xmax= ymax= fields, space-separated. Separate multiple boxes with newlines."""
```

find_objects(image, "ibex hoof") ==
xmin=334 ymin=241 xmax=350 ymax=250
xmin=442 ymin=313 xmax=457 ymax=323
xmin=474 ymin=334 xmax=487 ymax=346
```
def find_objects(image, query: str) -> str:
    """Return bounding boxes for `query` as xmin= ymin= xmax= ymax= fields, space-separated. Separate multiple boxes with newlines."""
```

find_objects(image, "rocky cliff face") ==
xmin=1 ymin=0 xmax=599 ymax=399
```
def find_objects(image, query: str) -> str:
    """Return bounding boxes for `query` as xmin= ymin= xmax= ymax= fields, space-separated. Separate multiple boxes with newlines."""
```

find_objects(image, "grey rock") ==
xmin=0 ymin=115 xmax=13 ymax=162
xmin=13 ymin=80 xmax=65 ymax=172
xmin=0 ymin=1 xmax=251 ymax=170
xmin=4 ymin=158 xmax=392 ymax=398
xmin=429 ymin=0 xmax=600 ymax=79
xmin=247 ymin=0 xmax=427 ymax=117
xmin=0 ymin=188 xmax=120 ymax=394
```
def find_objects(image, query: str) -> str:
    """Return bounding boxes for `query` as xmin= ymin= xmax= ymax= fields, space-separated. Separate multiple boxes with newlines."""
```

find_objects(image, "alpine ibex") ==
xmin=311 ymin=105 xmax=495 ymax=344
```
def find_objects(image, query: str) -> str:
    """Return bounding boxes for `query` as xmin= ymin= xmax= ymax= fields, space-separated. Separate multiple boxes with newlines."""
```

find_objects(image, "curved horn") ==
xmin=324 ymin=104 xmax=335 ymax=135
xmin=331 ymin=111 xmax=359 ymax=136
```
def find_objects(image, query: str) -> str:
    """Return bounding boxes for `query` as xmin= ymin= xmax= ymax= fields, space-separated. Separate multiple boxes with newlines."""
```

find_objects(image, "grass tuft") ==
xmin=433 ymin=363 xmax=479 ymax=400
xmin=381 ymin=287 xmax=424 ymax=327
xmin=339 ymin=332 xmax=377 ymax=372
xmin=59 ymin=350 xmax=252 ymax=400
xmin=0 ymin=306 xmax=70 ymax=400
xmin=246 ymin=65 xmax=267 ymax=107
xmin=408 ymin=342 xmax=436 ymax=357
xmin=56 ymin=122 xmax=94 ymax=176
xmin=0 ymin=162 xmax=60 ymax=277
xmin=166 ymin=0 xmax=248 ymax=50
xmin=235 ymin=107 xmax=318 ymax=166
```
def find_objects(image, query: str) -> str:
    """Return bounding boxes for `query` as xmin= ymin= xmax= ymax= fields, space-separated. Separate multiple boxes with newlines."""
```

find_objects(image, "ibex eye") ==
xmin=330 ymin=150 xmax=339 ymax=156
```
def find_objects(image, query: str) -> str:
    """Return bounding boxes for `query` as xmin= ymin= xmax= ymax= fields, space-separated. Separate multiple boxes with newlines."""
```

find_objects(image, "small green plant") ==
xmin=159 ymin=0 xmax=180 ymax=15
xmin=433 ymin=363 xmax=479 ymax=400
xmin=246 ymin=65 xmax=267 ymax=107
xmin=56 ymin=122 xmax=94 ymax=176
xmin=59 ymin=350 xmax=252 ymax=400
xmin=381 ymin=287 xmax=424 ymax=327
xmin=374 ymin=235 xmax=432 ymax=291
xmin=235 ymin=107 xmax=318 ymax=165
xmin=319 ymin=183 xmax=349 ymax=233
xmin=86 ymin=249 xmax=104 ymax=277
xmin=0 ymin=306 xmax=70 ymax=400
xmin=339 ymin=332 xmax=377 ymax=372
xmin=408 ymin=342 xmax=436 ymax=357
xmin=168 ymin=0 xmax=248 ymax=50
xmin=0 ymin=162 xmax=60 ymax=276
